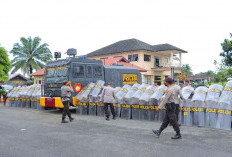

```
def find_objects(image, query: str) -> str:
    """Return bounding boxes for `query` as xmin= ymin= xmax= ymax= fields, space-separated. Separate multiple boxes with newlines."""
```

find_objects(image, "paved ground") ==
xmin=0 ymin=103 xmax=232 ymax=157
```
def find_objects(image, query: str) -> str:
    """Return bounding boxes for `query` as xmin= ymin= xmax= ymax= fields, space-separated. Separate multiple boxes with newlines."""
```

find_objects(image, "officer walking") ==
xmin=101 ymin=82 xmax=116 ymax=121
xmin=61 ymin=80 xmax=74 ymax=123
xmin=152 ymin=78 xmax=181 ymax=139
xmin=173 ymin=81 xmax=182 ymax=125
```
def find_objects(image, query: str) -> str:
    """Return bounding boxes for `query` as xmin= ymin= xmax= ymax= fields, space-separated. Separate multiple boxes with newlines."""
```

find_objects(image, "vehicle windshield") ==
xmin=46 ymin=68 xmax=55 ymax=77
xmin=45 ymin=76 xmax=68 ymax=83
xmin=57 ymin=67 xmax=68 ymax=77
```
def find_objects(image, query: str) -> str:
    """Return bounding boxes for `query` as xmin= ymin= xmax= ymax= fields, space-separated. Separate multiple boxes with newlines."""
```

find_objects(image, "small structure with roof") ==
xmin=29 ymin=68 xmax=45 ymax=85
xmin=7 ymin=73 xmax=29 ymax=87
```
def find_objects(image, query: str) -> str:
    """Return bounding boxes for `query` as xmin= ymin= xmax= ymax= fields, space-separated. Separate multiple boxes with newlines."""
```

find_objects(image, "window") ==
xmin=154 ymin=76 xmax=161 ymax=84
xmin=144 ymin=54 xmax=151 ymax=62
xmin=164 ymin=58 xmax=168 ymax=64
xmin=86 ymin=66 xmax=93 ymax=78
xmin=144 ymin=75 xmax=152 ymax=85
xmin=72 ymin=64 xmax=85 ymax=78
xmin=39 ymin=80 xmax=42 ymax=84
xmin=94 ymin=65 xmax=103 ymax=77
xmin=154 ymin=56 xmax=160 ymax=67
xmin=128 ymin=54 xmax=138 ymax=62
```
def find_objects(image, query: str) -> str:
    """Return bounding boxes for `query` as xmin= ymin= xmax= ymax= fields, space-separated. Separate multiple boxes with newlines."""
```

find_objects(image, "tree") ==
xmin=182 ymin=64 xmax=193 ymax=76
xmin=0 ymin=46 xmax=11 ymax=81
xmin=220 ymin=33 xmax=232 ymax=66
xmin=10 ymin=37 xmax=52 ymax=76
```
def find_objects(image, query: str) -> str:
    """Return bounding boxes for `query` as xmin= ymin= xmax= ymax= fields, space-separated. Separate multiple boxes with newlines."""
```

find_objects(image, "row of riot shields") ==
xmin=7 ymin=85 xmax=42 ymax=109
xmin=75 ymin=80 xmax=232 ymax=131
xmin=179 ymin=82 xmax=232 ymax=130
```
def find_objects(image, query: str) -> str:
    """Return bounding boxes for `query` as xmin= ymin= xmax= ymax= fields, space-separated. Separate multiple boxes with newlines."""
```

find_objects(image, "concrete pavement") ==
xmin=0 ymin=104 xmax=232 ymax=157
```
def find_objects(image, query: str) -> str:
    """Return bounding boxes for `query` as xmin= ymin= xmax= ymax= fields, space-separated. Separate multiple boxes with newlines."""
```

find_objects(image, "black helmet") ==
xmin=63 ymin=80 xmax=68 ymax=85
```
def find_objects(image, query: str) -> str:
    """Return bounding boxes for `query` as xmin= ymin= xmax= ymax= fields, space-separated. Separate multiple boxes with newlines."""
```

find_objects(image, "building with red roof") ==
xmin=101 ymin=57 xmax=147 ymax=72
xmin=29 ymin=68 xmax=45 ymax=84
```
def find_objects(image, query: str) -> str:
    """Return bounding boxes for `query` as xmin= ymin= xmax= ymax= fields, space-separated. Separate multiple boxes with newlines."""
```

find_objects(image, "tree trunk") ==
xmin=30 ymin=66 xmax=33 ymax=80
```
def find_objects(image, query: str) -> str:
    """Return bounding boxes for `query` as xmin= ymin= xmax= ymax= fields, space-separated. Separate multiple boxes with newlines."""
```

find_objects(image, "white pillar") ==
xmin=179 ymin=52 xmax=182 ymax=67
xmin=170 ymin=52 xmax=173 ymax=66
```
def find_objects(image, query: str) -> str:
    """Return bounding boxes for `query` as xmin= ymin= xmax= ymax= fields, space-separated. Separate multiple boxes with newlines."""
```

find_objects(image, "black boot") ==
xmin=61 ymin=119 xmax=68 ymax=123
xmin=112 ymin=116 xmax=116 ymax=120
xmin=171 ymin=131 xmax=182 ymax=139
xmin=106 ymin=117 xmax=110 ymax=121
xmin=69 ymin=117 xmax=74 ymax=122
xmin=152 ymin=129 xmax=161 ymax=137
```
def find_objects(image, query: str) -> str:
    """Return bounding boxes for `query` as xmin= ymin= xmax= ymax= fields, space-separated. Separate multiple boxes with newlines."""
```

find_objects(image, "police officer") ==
xmin=101 ymin=82 xmax=116 ymax=121
xmin=61 ymin=80 xmax=74 ymax=123
xmin=179 ymin=80 xmax=185 ymax=90
xmin=152 ymin=78 xmax=182 ymax=139
xmin=173 ymin=81 xmax=182 ymax=125
xmin=3 ymin=91 xmax=7 ymax=106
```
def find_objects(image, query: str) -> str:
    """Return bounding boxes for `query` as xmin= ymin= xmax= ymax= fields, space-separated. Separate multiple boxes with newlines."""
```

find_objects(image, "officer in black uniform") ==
xmin=152 ymin=78 xmax=182 ymax=139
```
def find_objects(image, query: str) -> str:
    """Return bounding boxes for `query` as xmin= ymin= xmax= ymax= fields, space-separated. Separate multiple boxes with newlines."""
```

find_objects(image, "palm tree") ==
xmin=182 ymin=64 xmax=193 ymax=76
xmin=10 ymin=37 xmax=52 ymax=76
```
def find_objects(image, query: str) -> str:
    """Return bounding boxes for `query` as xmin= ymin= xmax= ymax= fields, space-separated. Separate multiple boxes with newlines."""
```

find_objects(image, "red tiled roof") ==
xmin=29 ymin=68 xmax=45 ymax=76
xmin=101 ymin=57 xmax=147 ymax=72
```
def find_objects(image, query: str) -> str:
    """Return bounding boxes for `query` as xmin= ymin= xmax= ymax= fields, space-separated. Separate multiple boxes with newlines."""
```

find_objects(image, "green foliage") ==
xmin=10 ymin=36 xmax=53 ymax=75
xmin=220 ymin=33 xmax=232 ymax=66
xmin=0 ymin=90 xmax=6 ymax=95
xmin=182 ymin=64 xmax=193 ymax=76
xmin=0 ymin=47 xmax=11 ymax=81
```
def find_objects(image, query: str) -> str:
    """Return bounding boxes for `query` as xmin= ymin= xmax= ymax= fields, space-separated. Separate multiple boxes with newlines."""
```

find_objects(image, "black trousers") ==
xmin=104 ymin=103 xmax=116 ymax=118
xmin=3 ymin=96 xmax=7 ymax=106
xmin=175 ymin=104 xmax=180 ymax=121
xmin=160 ymin=103 xmax=180 ymax=133
xmin=62 ymin=101 xmax=71 ymax=120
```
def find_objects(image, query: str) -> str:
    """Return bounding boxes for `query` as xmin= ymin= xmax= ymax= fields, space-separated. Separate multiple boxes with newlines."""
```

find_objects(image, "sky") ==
xmin=0 ymin=0 xmax=232 ymax=74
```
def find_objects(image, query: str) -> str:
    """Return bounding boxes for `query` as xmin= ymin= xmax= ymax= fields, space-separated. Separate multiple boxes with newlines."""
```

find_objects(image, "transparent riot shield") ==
xmin=13 ymin=87 xmax=20 ymax=107
xmin=10 ymin=87 xmax=17 ymax=107
xmin=89 ymin=80 xmax=105 ymax=116
xmin=216 ymin=81 xmax=232 ymax=130
xmin=131 ymin=84 xmax=149 ymax=120
xmin=191 ymin=86 xmax=208 ymax=127
xmin=96 ymin=90 xmax=105 ymax=117
xmin=22 ymin=87 xmax=29 ymax=108
xmin=113 ymin=87 xmax=122 ymax=118
xmin=123 ymin=84 xmax=140 ymax=120
xmin=7 ymin=88 xmax=14 ymax=107
xmin=31 ymin=85 xmax=39 ymax=109
xmin=181 ymin=86 xmax=194 ymax=126
xmin=149 ymin=85 xmax=167 ymax=122
xmin=18 ymin=87 xmax=25 ymax=107
xmin=116 ymin=85 xmax=131 ymax=120
xmin=205 ymin=84 xmax=223 ymax=127
xmin=35 ymin=85 xmax=42 ymax=110
xmin=139 ymin=85 xmax=157 ymax=121
xmin=79 ymin=82 xmax=95 ymax=115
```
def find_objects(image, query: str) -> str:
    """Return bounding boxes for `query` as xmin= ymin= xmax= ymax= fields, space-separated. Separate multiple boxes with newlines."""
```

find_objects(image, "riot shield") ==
xmin=116 ymin=85 xmax=131 ymax=120
xmin=79 ymin=82 xmax=95 ymax=115
xmin=7 ymin=88 xmax=14 ymax=107
xmin=205 ymin=84 xmax=223 ymax=127
xmin=149 ymin=85 xmax=167 ymax=122
xmin=123 ymin=84 xmax=140 ymax=120
xmin=139 ymin=85 xmax=157 ymax=120
xmin=130 ymin=84 xmax=149 ymax=120
xmin=18 ymin=87 xmax=25 ymax=107
xmin=89 ymin=80 xmax=105 ymax=116
xmin=96 ymin=91 xmax=105 ymax=117
xmin=13 ymin=87 xmax=20 ymax=107
xmin=114 ymin=87 xmax=122 ymax=118
xmin=181 ymin=86 xmax=194 ymax=126
xmin=216 ymin=81 xmax=232 ymax=130
xmin=191 ymin=86 xmax=208 ymax=127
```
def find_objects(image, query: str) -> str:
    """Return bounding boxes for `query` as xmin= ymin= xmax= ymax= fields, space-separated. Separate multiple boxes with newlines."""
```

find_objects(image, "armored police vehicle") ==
xmin=40 ymin=49 xmax=142 ymax=108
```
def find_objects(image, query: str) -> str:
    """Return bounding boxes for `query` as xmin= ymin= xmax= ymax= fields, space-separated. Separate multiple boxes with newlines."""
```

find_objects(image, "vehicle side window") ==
xmin=86 ymin=66 xmax=93 ymax=78
xmin=94 ymin=65 xmax=102 ymax=78
xmin=72 ymin=64 xmax=85 ymax=78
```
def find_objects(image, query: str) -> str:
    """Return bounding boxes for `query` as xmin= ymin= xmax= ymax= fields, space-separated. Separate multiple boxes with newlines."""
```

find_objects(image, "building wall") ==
xmin=7 ymin=77 xmax=27 ymax=87
xmin=89 ymin=50 xmax=183 ymax=84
